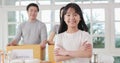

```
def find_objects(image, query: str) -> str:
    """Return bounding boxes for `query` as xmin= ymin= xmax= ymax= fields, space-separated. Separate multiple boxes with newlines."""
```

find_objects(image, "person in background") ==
xmin=7 ymin=3 xmax=47 ymax=49
xmin=47 ymin=7 xmax=64 ymax=45
xmin=54 ymin=3 xmax=92 ymax=63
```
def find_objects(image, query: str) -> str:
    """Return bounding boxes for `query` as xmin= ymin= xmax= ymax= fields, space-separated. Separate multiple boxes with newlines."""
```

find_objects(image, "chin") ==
xmin=31 ymin=18 xmax=36 ymax=20
xmin=69 ymin=26 xmax=76 ymax=28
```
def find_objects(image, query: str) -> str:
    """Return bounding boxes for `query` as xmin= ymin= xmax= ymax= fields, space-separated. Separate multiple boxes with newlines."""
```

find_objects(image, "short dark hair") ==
xmin=26 ymin=3 xmax=39 ymax=12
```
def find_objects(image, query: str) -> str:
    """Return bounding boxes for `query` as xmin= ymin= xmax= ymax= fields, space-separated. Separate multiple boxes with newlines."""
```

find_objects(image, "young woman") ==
xmin=54 ymin=3 xmax=92 ymax=63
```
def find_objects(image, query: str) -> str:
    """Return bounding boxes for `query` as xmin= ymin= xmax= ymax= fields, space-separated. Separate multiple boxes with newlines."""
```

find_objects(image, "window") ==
xmin=41 ymin=10 xmax=51 ymax=34
xmin=38 ymin=0 xmax=51 ymax=5
xmin=5 ymin=0 xmax=19 ymax=6
xmin=115 ymin=8 xmax=120 ymax=20
xmin=92 ymin=0 xmax=108 ymax=3
xmin=75 ymin=0 xmax=90 ymax=4
xmin=55 ymin=10 xmax=60 ymax=23
xmin=7 ymin=11 xmax=27 ymax=43
xmin=8 ymin=11 xmax=18 ymax=43
xmin=1 ymin=0 xmax=120 ymax=62
xmin=8 ymin=24 xmax=16 ymax=36
xmin=75 ymin=0 xmax=108 ymax=3
xmin=115 ymin=0 xmax=120 ymax=3
xmin=114 ymin=56 xmax=120 ymax=63
xmin=115 ymin=8 xmax=120 ymax=48
xmin=0 ymin=9 xmax=2 ymax=50
xmin=0 ymin=0 xmax=2 ymax=5
xmin=83 ymin=9 xmax=91 ymax=24
xmin=41 ymin=10 xmax=51 ymax=23
xmin=83 ymin=8 xmax=105 ymax=48
xmin=21 ymin=0 xmax=36 ymax=6
xmin=55 ymin=0 xmax=71 ymax=5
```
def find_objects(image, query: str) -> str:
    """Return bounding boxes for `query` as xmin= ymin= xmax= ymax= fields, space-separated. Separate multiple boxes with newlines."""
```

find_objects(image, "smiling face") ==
xmin=64 ymin=8 xmax=81 ymax=28
xmin=27 ymin=6 xmax=38 ymax=21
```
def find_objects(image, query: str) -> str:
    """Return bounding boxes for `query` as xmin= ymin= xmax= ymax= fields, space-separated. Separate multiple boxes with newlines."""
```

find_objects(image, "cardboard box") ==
xmin=6 ymin=45 xmax=45 ymax=60
xmin=40 ymin=61 xmax=51 ymax=63
xmin=48 ymin=45 xmax=62 ymax=63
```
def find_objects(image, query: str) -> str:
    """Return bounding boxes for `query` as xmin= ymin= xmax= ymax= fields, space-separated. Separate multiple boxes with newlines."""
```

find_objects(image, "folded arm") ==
xmin=54 ymin=55 xmax=73 ymax=62
xmin=54 ymin=42 xmax=92 ymax=62
xmin=66 ymin=42 xmax=92 ymax=58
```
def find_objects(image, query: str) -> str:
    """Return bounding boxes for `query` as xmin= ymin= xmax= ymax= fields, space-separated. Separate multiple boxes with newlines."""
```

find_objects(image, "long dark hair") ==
xmin=58 ymin=3 xmax=88 ymax=34
xmin=60 ymin=6 xmax=65 ymax=21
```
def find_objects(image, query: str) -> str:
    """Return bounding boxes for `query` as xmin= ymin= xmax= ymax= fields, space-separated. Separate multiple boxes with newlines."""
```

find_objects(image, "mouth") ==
xmin=68 ymin=21 xmax=76 ymax=24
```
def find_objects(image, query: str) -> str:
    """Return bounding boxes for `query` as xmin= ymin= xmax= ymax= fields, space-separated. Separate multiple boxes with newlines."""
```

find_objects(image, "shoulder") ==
xmin=79 ymin=30 xmax=90 ymax=36
xmin=37 ymin=20 xmax=45 ymax=24
xmin=37 ymin=20 xmax=46 ymax=27
xmin=79 ymin=30 xmax=92 ymax=43
xmin=19 ymin=21 xmax=27 ymax=27
xmin=56 ymin=32 xmax=65 ymax=38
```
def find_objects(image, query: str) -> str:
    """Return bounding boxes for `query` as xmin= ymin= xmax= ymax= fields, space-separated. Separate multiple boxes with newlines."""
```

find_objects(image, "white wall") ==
xmin=0 ymin=8 xmax=2 ymax=49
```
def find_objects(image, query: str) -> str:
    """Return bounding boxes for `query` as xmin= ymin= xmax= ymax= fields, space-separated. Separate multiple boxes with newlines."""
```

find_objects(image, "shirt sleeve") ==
xmin=51 ymin=25 xmax=59 ymax=34
xmin=14 ymin=24 xmax=22 ymax=43
xmin=40 ymin=24 xmax=47 ymax=42
xmin=54 ymin=34 xmax=63 ymax=49
xmin=82 ymin=32 xmax=92 ymax=45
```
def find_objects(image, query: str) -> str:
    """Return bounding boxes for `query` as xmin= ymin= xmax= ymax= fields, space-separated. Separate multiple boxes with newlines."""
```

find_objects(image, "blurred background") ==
xmin=0 ymin=0 xmax=120 ymax=63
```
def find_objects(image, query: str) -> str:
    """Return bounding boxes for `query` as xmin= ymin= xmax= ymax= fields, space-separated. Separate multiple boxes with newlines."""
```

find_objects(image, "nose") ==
xmin=70 ymin=15 xmax=75 ymax=20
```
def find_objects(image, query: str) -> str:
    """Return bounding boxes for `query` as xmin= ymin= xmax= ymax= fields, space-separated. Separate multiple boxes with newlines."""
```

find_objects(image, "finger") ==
xmin=85 ymin=44 xmax=92 ymax=49
xmin=82 ymin=41 xmax=87 ymax=46
xmin=54 ymin=48 xmax=60 ymax=50
xmin=86 ymin=43 xmax=91 ymax=47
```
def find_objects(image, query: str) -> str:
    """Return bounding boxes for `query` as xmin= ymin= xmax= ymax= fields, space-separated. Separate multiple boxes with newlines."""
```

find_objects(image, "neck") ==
xmin=66 ymin=27 xmax=79 ymax=33
xmin=29 ymin=19 xmax=37 ymax=22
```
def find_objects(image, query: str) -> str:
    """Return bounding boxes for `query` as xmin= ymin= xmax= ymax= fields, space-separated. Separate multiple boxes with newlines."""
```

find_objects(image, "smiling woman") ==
xmin=54 ymin=3 xmax=92 ymax=63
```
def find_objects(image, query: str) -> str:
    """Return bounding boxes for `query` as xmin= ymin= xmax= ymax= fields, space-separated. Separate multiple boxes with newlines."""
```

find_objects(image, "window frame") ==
xmin=0 ymin=0 xmax=120 ymax=60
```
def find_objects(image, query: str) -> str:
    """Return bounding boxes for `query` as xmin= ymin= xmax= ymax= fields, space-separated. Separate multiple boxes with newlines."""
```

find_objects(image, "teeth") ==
xmin=69 ymin=21 xmax=75 ymax=23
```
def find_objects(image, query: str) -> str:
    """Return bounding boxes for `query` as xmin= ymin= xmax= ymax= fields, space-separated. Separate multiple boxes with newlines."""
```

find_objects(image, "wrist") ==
xmin=65 ymin=51 xmax=69 ymax=56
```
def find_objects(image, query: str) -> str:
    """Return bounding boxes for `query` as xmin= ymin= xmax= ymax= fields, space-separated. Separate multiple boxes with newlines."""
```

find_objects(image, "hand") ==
xmin=40 ymin=40 xmax=47 ymax=49
xmin=54 ymin=47 xmax=68 ymax=56
xmin=85 ymin=43 xmax=92 ymax=50
xmin=80 ymin=41 xmax=92 ymax=51
xmin=7 ymin=42 xmax=17 ymax=46
xmin=54 ymin=48 xmax=61 ymax=56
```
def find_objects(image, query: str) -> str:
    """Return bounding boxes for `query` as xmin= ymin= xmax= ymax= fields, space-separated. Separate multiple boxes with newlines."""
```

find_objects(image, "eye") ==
xmin=65 ymin=14 xmax=70 ymax=16
xmin=67 ymin=15 xmax=70 ymax=16
xmin=74 ymin=14 xmax=78 ymax=16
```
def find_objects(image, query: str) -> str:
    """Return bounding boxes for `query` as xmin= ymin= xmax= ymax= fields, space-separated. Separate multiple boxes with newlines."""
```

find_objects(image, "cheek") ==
xmin=76 ymin=17 xmax=81 ymax=24
xmin=64 ymin=18 xmax=69 ymax=24
xmin=64 ymin=16 xmax=67 ymax=21
xmin=77 ymin=16 xmax=81 ymax=20
xmin=77 ymin=17 xmax=81 ymax=21
xmin=35 ymin=13 xmax=38 ymax=16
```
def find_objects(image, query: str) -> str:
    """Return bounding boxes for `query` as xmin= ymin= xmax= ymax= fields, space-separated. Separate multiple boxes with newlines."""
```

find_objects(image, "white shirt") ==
xmin=55 ymin=30 xmax=92 ymax=63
